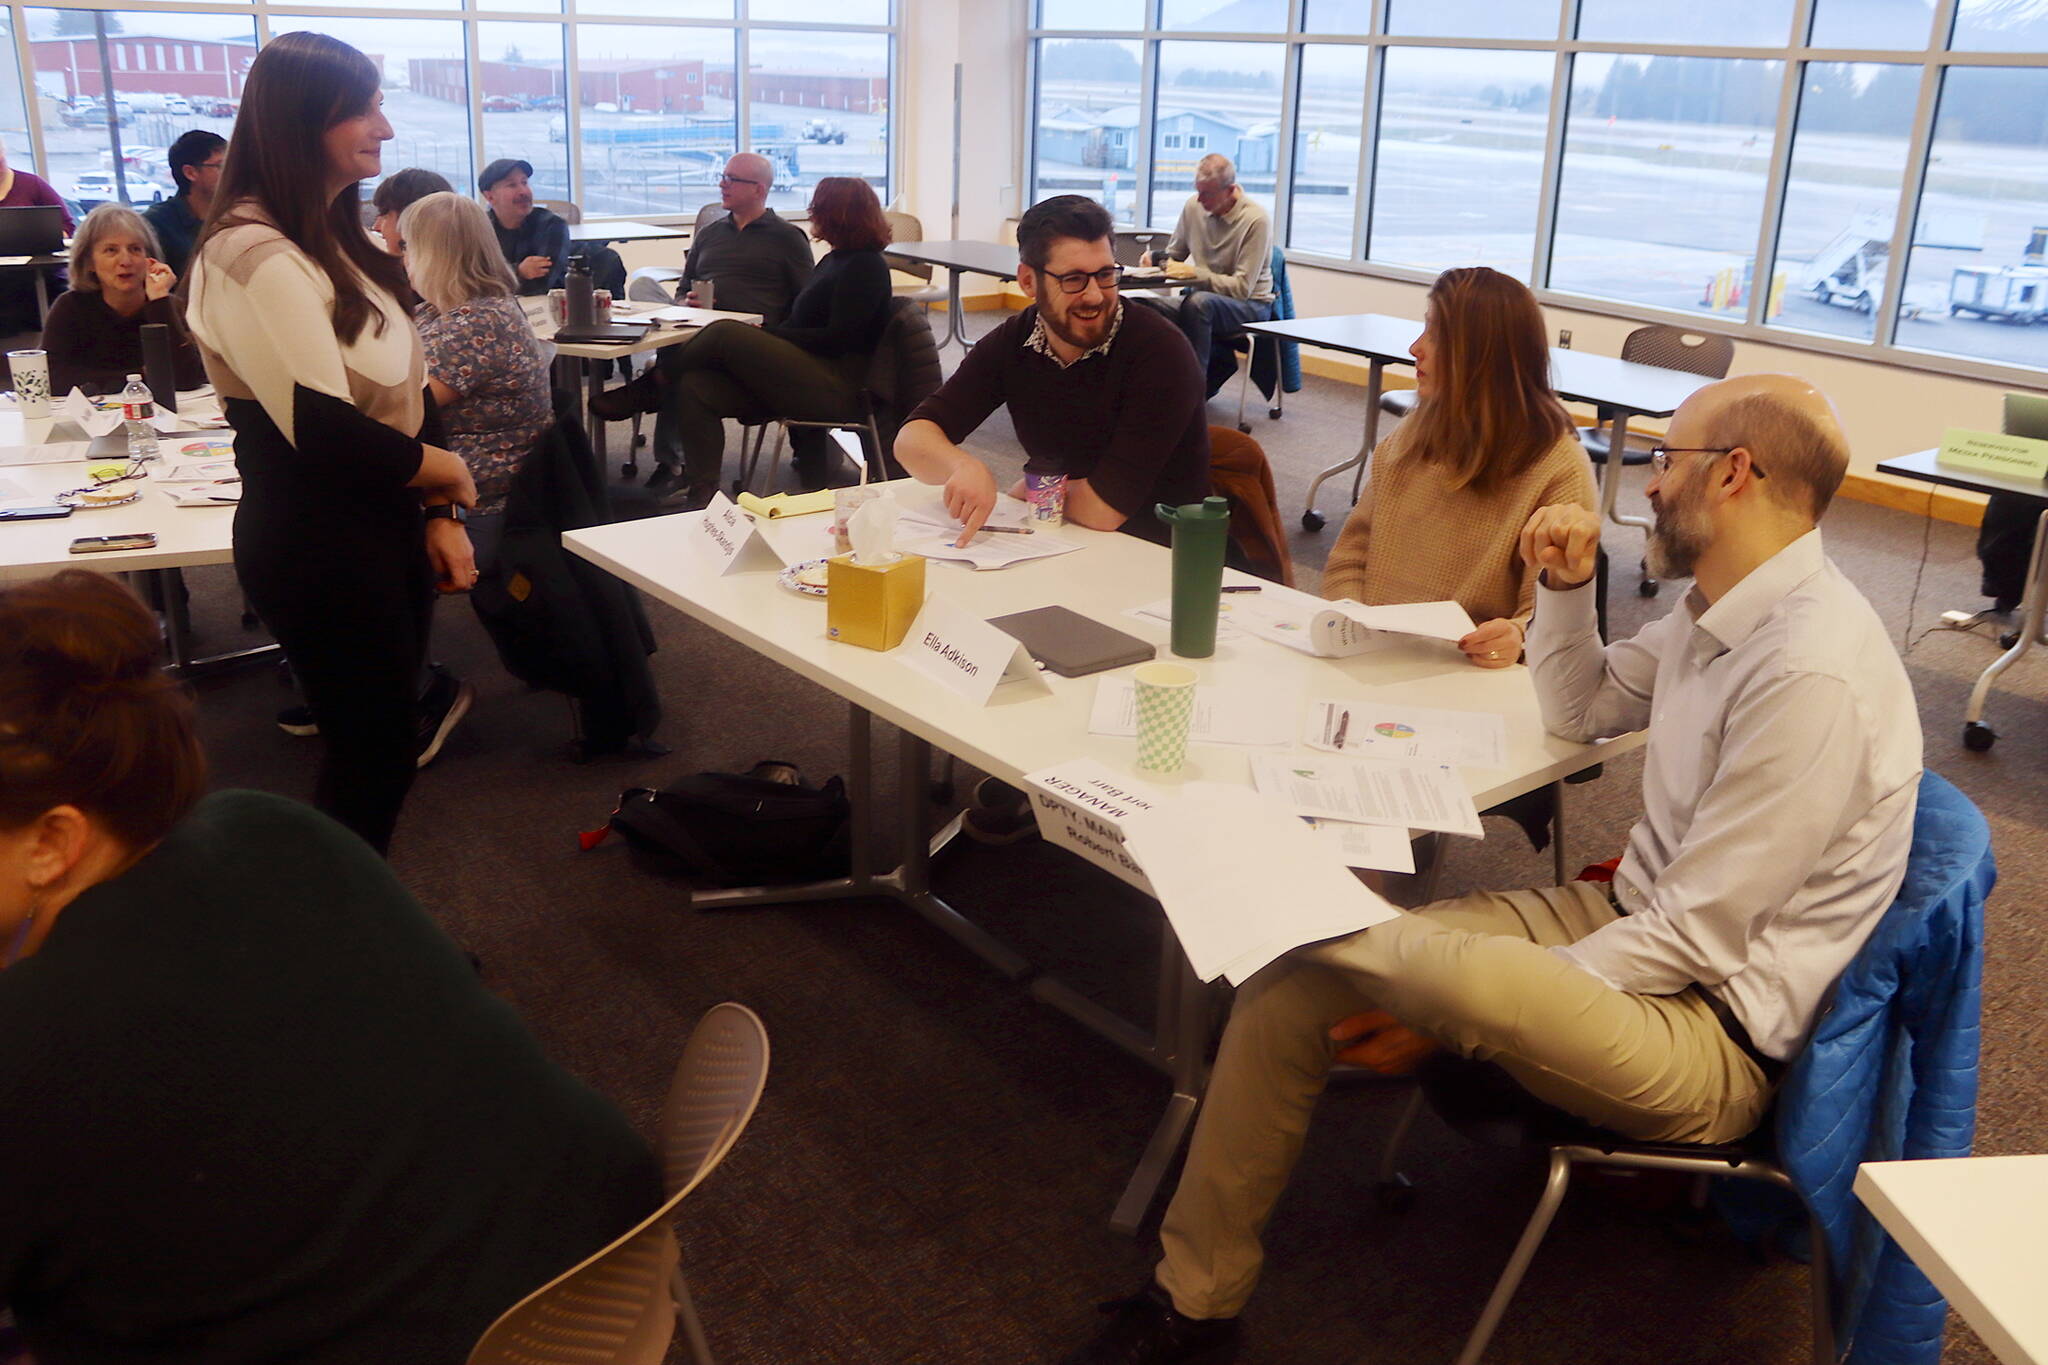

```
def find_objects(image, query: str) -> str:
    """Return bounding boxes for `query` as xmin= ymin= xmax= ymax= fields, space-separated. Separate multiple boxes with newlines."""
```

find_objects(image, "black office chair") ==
xmin=1577 ymin=325 xmax=1733 ymax=598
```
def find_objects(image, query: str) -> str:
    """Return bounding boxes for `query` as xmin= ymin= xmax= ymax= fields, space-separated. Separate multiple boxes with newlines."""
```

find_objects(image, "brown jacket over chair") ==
xmin=1207 ymin=426 xmax=1294 ymax=588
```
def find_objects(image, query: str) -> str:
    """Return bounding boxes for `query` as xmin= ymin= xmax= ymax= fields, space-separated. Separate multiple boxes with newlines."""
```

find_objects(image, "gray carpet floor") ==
xmin=163 ymin=311 xmax=2044 ymax=1363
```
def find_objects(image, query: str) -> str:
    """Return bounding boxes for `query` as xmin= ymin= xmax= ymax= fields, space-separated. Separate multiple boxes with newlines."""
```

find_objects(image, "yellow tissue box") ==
xmin=826 ymin=552 xmax=926 ymax=651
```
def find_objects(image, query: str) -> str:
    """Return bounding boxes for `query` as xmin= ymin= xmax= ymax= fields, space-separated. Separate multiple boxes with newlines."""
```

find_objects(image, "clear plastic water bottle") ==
xmin=121 ymin=374 xmax=159 ymax=462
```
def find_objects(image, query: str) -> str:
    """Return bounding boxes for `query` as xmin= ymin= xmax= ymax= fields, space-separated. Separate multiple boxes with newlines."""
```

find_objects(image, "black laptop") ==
xmin=0 ymin=206 xmax=67 ymax=256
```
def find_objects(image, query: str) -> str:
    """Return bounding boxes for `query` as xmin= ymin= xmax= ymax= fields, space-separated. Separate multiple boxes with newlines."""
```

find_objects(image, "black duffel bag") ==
xmin=604 ymin=762 xmax=849 ymax=887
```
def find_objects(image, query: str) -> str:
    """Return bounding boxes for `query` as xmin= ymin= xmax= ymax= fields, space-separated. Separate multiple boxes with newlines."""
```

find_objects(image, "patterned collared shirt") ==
xmin=1022 ymin=300 xmax=1124 ymax=369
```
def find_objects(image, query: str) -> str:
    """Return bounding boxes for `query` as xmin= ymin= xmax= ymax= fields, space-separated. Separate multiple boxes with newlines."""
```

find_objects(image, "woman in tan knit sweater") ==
xmin=1321 ymin=266 xmax=1596 ymax=667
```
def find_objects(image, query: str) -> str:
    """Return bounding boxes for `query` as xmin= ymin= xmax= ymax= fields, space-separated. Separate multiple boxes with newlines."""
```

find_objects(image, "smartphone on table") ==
xmin=69 ymin=532 xmax=157 ymax=553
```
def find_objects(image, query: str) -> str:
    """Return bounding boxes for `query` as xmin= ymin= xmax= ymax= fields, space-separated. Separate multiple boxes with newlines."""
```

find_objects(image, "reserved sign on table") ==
xmin=684 ymin=491 xmax=789 ymax=576
xmin=1938 ymin=427 xmax=2048 ymax=483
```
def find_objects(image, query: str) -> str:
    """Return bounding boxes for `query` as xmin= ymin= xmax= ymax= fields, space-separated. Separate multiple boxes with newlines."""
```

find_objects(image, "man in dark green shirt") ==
xmin=680 ymin=152 xmax=814 ymax=326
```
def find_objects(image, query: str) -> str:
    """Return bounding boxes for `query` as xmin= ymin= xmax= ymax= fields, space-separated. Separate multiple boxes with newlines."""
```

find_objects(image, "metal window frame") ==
xmin=1025 ymin=0 xmax=2048 ymax=385
xmin=4 ymin=0 xmax=897 ymax=223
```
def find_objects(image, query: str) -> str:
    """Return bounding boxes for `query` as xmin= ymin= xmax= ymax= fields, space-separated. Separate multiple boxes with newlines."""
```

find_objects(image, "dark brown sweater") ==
xmin=39 ymin=288 xmax=206 ymax=397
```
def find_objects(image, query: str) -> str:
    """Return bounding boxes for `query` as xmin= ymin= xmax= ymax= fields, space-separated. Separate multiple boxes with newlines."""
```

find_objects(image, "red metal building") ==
xmin=32 ymin=33 xmax=259 ymax=100
xmin=704 ymin=68 xmax=886 ymax=113
xmin=408 ymin=55 xmax=706 ymax=112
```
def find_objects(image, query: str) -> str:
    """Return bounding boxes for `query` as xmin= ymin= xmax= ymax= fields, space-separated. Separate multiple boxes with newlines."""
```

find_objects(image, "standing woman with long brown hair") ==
xmin=187 ymin=32 xmax=477 ymax=855
xmin=1321 ymin=265 xmax=1596 ymax=667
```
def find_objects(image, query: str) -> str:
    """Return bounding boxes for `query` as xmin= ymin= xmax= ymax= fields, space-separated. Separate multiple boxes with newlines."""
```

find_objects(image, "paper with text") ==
xmin=1089 ymin=676 xmax=1292 ymax=748
xmin=1305 ymin=818 xmax=1415 ymax=874
xmin=1303 ymin=700 xmax=1509 ymax=769
xmin=684 ymin=491 xmax=789 ymax=576
xmin=898 ymin=595 xmax=1045 ymax=706
xmin=1023 ymin=759 xmax=1164 ymax=894
xmin=1118 ymin=783 xmax=1403 ymax=984
xmin=1248 ymin=752 xmax=1482 ymax=839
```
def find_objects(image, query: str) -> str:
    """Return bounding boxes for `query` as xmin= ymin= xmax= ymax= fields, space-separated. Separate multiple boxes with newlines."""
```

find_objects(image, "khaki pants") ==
xmin=1155 ymin=883 xmax=1772 ymax=1320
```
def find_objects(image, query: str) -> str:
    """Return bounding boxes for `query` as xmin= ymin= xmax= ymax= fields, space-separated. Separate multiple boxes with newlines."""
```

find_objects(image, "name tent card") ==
xmin=685 ymin=490 xmax=788 ymax=575
xmin=1938 ymin=427 xmax=2048 ymax=483
xmin=1023 ymin=758 xmax=1163 ymax=895
xmin=898 ymin=595 xmax=1046 ymax=707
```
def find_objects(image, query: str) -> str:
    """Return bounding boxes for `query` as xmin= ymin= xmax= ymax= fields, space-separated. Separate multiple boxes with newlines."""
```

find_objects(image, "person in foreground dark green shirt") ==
xmin=0 ymin=571 xmax=660 ymax=1365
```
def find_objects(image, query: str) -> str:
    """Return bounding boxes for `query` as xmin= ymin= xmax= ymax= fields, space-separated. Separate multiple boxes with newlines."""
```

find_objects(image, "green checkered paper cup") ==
xmin=1133 ymin=662 xmax=1199 ymax=775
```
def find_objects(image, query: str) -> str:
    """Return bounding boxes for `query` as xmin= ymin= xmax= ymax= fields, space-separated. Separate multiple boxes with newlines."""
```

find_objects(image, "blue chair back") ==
xmin=1775 ymin=769 xmax=1993 ymax=1365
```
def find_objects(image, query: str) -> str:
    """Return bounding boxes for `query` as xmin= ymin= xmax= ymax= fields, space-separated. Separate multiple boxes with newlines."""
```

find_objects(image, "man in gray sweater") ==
xmin=1144 ymin=153 xmax=1275 ymax=396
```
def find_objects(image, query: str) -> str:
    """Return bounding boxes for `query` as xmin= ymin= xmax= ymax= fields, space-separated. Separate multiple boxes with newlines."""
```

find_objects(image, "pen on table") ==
xmin=1220 ymin=584 xmax=1263 ymax=593
xmin=972 ymin=524 xmax=1034 ymax=536
xmin=1332 ymin=708 xmax=1350 ymax=750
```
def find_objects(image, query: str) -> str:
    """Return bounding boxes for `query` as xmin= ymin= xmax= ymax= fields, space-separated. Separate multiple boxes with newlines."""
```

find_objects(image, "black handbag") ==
xmin=602 ymin=762 xmax=850 ymax=887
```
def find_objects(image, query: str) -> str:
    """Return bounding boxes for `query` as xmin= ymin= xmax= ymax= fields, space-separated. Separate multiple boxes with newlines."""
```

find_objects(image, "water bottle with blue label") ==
xmin=121 ymin=374 xmax=159 ymax=462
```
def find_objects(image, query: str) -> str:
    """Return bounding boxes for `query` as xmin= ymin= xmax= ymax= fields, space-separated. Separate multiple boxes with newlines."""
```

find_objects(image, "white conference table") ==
xmin=526 ymin=299 xmax=762 ymax=467
xmin=0 ymin=392 xmax=269 ymax=674
xmin=565 ymin=493 xmax=1642 ymax=1230
xmin=567 ymin=219 xmax=686 ymax=245
xmin=1246 ymin=313 xmax=1713 ymax=544
xmin=1856 ymin=1155 xmax=2048 ymax=1365
xmin=1875 ymin=447 xmax=2048 ymax=753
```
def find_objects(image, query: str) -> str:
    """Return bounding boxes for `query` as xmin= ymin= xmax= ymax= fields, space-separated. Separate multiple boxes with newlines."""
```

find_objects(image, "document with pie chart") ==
xmin=1302 ymin=700 xmax=1508 ymax=770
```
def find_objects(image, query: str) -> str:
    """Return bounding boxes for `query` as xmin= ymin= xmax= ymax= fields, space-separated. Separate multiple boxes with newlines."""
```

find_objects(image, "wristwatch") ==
xmin=424 ymin=503 xmax=468 ymax=524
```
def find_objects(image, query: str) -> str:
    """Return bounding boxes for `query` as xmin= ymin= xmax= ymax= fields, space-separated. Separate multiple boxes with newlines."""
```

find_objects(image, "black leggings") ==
xmin=654 ymin=320 xmax=865 ymax=488
xmin=238 ymin=509 xmax=434 ymax=857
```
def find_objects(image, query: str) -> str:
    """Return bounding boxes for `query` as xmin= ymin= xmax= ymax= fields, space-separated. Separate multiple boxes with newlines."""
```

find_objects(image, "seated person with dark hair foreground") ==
xmin=1064 ymin=375 xmax=1924 ymax=1365
xmin=370 ymin=165 xmax=454 ymax=257
xmin=0 ymin=571 xmax=659 ymax=1365
xmin=893 ymin=193 xmax=1212 ymax=548
xmin=41 ymin=203 xmax=205 ymax=396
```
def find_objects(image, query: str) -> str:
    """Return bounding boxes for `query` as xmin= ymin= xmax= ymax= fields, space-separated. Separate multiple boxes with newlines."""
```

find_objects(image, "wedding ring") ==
xmin=1488 ymin=650 xmax=1500 ymax=659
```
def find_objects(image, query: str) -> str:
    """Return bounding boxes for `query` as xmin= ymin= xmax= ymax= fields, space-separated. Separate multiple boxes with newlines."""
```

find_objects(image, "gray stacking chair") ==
xmin=466 ymin=1003 xmax=770 ymax=1365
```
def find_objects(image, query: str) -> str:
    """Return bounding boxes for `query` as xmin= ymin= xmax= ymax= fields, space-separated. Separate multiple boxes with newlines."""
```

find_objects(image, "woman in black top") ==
xmin=40 ymin=204 xmax=206 ymax=396
xmin=591 ymin=175 xmax=894 ymax=505
xmin=0 ymin=572 xmax=658 ymax=1365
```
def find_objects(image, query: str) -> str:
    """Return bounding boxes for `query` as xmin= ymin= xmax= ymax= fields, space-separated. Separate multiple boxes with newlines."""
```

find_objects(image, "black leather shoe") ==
xmin=1061 ymin=1284 xmax=1240 ymax=1365
xmin=588 ymin=368 xmax=666 ymax=421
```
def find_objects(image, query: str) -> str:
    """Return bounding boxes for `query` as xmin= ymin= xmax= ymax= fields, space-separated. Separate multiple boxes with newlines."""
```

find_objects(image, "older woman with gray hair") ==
xmin=39 ymin=203 xmax=205 ymax=395
xmin=400 ymin=190 xmax=552 ymax=519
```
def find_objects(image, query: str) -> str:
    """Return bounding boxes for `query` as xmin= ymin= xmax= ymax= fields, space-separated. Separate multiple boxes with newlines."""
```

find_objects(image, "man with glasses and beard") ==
xmin=895 ymin=194 xmax=1211 ymax=547
xmin=1060 ymin=374 xmax=1924 ymax=1365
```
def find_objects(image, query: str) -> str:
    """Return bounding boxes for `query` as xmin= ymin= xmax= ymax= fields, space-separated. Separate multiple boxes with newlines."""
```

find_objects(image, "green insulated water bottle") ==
xmin=1156 ymin=495 xmax=1232 ymax=658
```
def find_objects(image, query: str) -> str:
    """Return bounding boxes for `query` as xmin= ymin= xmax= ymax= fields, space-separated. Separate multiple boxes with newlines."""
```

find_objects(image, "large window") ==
xmin=1898 ymin=67 xmax=2048 ymax=373
xmin=1370 ymin=46 xmax=1551 ymax=278
xmin=28 ymin=9 xmax=257 ymax=209
xmin=1290 ymin=45 xmax=1364 ymax=256
xmin=1154 ymin=41 xmax=1281 ymax=216
xmin=1767 ymin=63 xmax=1919 ymax=342
xmin=0 ymin=5 xmax=891 ymax=226
xmin=291 ymin=17 xmax=472 ymax=195
xmin=1551 ymin=55 xmax=1782 ymax=315
xmin=1031 ymin=2 xmax=2048 ymax=381
xmin=749 ymin=29 xmax=891 ymax=214
xmin=1032 ymin=37 xmax=1142 ymax=221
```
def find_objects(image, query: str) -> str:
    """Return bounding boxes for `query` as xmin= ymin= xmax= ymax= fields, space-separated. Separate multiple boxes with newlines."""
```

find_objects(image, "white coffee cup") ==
xmin=8 ymin=348 xmax=49 ymax=419
xmin=691 ymin=278 xmax=715 ymax=312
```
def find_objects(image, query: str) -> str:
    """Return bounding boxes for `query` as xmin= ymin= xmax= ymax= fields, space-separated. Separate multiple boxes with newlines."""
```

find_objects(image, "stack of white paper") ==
xmin=1118 ymin=783 xmax=1404 ymax=984
xmin=1205 ymin=582 xmax=1475 ymax=658
xmin=1303 ymin=700 xmax=1508 ymax=770
xmin=890 ymin=487 xmax=1081 ymax=570
xmin=1249 ymin=752 xmax=1483 ymax=839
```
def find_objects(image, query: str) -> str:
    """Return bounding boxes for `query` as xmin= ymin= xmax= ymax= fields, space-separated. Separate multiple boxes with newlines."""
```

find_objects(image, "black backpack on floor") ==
xmin=603 ymin=762 xmax=850 ymax=887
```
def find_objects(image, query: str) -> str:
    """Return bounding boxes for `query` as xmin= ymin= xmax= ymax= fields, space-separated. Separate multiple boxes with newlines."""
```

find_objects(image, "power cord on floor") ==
xmin=1900 ymin=484 xmax=1938 ymax=657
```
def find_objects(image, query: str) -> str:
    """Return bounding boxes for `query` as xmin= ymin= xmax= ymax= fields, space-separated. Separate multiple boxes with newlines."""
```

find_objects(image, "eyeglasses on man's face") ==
xmin=1648 ymin=446 xmax=1767 ymax=481
xmin=718 ymin=173 xmax=763 ymax=187
xmin=1044 ymin=265 xmax=1123 ymax=295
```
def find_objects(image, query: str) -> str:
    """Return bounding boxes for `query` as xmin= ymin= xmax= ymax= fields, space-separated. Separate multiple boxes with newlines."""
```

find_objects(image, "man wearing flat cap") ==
xmin=478 ymin=158 xmax=568 ymax=296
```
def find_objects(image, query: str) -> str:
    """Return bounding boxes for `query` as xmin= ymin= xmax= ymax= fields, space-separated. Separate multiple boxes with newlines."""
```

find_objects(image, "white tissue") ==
xmin=847 ymin=493 xmax=900 ymax=567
